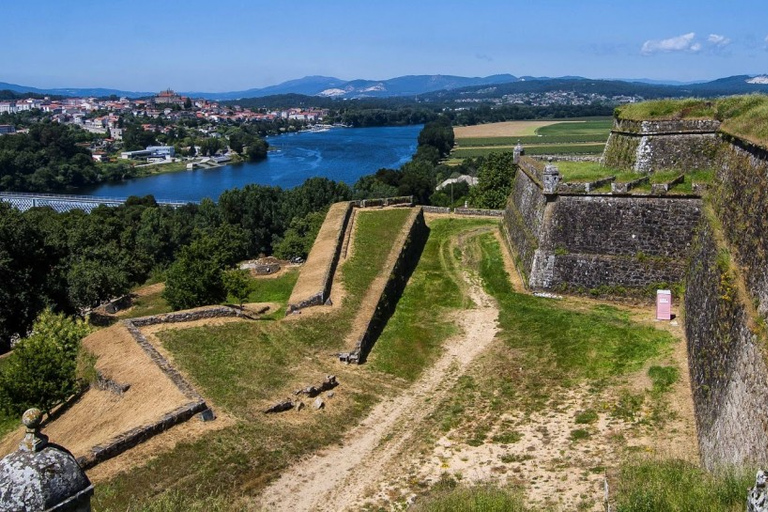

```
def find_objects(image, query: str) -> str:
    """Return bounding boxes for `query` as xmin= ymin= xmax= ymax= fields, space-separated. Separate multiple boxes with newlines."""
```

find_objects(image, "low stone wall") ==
xmin=354 ymin=208 xmax=429 ymax=362
xmin=352 ymin=196 xmax=414 ymax=208
xmin=77 ymin=401 xmax=207 ymax=469
xmin=422 ymin=206 xmax=451 ymax=214
xmin=454 ymin=207 xmax=503 ymax=217
xmin=129 ymin=306 xmax=243 ymax=329
xmin=71 ymin=307 xmax=250 ymax=469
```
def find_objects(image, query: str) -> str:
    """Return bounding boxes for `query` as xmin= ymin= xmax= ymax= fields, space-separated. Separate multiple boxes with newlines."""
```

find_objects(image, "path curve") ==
xmin=257 ymin=271 xmax=499 ymax=511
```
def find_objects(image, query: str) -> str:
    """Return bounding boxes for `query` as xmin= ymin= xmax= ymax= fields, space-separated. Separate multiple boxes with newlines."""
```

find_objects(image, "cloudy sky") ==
xmin=2 ymin=0 xmax=767 ymax=92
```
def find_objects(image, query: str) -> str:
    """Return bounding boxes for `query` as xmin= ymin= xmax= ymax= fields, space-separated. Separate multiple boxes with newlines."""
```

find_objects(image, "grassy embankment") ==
xmin=617 ymin=95 xmax=768 ymax=149
xmin=450 ymin=118 xmax=612 ymax=160
xmin=93 ymin=208 xmax=415 ymax=510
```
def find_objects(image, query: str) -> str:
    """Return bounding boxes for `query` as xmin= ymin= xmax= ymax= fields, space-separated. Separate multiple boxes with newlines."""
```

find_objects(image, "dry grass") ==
xmin=454 ymin=121 xmax=581 ymax=138
xmin=0 ymin=324 xmax=190 ymax=459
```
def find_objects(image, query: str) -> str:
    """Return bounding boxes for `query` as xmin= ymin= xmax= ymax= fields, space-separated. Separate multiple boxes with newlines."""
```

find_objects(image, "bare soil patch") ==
xmin=454 ymin=121 xmax=582 ymax=138
xmin=256 ymin=271 xmax=499 ymax=512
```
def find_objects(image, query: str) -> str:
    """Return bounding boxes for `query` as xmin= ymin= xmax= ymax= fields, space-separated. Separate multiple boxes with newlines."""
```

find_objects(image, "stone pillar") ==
xmin=542 ymin=159 xmax=561 ymax=195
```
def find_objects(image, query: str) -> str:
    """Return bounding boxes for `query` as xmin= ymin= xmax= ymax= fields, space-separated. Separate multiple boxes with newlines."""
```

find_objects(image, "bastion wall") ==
xmin=504 ymin=117 xmax=768 ymax=469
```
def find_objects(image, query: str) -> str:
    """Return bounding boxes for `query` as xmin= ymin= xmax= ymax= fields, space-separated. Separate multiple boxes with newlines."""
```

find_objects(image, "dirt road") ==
xmin=257 ymin=271 xmax=499 ymax=511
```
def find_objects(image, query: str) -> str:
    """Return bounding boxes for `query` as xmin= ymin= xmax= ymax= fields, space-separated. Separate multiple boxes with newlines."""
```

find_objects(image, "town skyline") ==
xmin=3 ymin=0 xmax=767 ymax=92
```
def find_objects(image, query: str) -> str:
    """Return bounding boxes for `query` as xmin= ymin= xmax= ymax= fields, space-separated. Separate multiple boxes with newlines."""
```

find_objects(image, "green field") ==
xmin=452 ymin=143 xmax=606 ymax=159
xmin=452 ymin=118 xmax=611 ymax=160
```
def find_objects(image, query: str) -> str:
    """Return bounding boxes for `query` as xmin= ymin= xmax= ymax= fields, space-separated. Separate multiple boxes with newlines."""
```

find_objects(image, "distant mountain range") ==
xmin=1 ymin=73 xmax=767 ymax=101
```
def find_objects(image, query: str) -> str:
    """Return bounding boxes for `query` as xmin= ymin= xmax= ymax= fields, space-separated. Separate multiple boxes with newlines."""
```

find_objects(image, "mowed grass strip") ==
xmin=368 ymin=218 xmax=497 ymax=381
xmin=478 ymin=233 xmax=674 ymax=383
xmin=94 ymin=209 xmax=414 ymax=510
xmin=451 ymin=144 xmax=605 ymax=158
xmin=342 ymin=208 xmax=412 ymax=299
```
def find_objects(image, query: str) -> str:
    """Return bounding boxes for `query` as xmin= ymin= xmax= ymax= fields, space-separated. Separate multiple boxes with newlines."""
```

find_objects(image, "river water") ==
xmin=84 ymin=125 xmax=422 ymax=202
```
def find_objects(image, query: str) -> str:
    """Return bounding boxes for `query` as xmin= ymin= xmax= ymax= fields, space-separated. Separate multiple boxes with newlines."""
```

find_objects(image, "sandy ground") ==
xmin=256 ymin=269 xmax=499 ymax=512
xmin=288 ymin=202 xmax=350 ymax=306
xmin=454 ymin=121 xmax=583 ymax=138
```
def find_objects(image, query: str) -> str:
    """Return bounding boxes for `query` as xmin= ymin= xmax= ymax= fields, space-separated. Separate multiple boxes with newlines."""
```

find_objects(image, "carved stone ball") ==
xmin=22 ymin=408 xmax=43 ymax=430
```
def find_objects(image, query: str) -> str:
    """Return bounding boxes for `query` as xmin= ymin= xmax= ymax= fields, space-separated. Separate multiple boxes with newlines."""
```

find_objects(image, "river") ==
xmin=83 ymin=125 xmax=422 ymax=202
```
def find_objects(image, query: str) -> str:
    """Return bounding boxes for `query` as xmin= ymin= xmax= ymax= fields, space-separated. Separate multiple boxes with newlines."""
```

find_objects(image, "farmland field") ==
xmin=451 ymin=117 xmax=612 ymax=159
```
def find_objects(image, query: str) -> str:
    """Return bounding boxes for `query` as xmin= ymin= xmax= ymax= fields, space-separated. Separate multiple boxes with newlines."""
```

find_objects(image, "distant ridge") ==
xmin=1 ymin=73 xmax=767 ymax=101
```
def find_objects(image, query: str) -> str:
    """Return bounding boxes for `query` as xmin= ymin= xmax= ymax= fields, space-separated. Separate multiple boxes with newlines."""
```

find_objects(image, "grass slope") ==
xmin=93 ymin=208 xmax=414 ymax=510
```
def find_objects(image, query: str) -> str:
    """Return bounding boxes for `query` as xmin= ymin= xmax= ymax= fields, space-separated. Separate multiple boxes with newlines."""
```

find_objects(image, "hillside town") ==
xmin=0 ymin=89 xmax=329 ymax=140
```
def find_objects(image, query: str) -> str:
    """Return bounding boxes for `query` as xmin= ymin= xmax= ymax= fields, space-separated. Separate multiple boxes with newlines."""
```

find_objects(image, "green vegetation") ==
xmin=369 ymin=218 xmax=495 ymax=380
xmin=120 ymin=289 xmax=172 ymax=319
xmin=648 ymin=365 xmax=680 ymax=393
xmin=0 ymin=310 xmax=91 ymax=416
xmin=555 ymin=161 xmax=617 ymax=182
xmin=616 ymin=95 xmax=768 ymax=148
xmin=480 ymin=239 xmax=674 ymax=382
xmin=0 ymin=178 xmax=351 ymax=349
xmin=241 ymin=269 xmax=299 ymax=305
xmin=412 ymin=480 xmax=528 ymax=512
xmin=468 ymin=152 xmax=516 ymax=209
xmin=614 ymin=459 xmax=752 ymax=512
xmin=452 ymin=144 xmax=605 ymax=159
xmin=452 ymin=119 xmax=611 ymax=161
xmin=342 ymin=209 xmax=412 ymax=297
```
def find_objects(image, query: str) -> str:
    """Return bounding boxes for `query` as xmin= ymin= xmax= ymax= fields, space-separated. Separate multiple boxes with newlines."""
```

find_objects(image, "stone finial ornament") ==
xmin=748 ymin=470 xmax=768 ymax=512
xmin=0 ymin=409 xmax=93 ymax=511
xmin=19 ymin=407 xmax=48 ymax=452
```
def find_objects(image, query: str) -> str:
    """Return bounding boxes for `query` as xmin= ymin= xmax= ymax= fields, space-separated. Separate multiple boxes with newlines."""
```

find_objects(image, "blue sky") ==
xmin=3 ymin=0 xmax=767 ymax=92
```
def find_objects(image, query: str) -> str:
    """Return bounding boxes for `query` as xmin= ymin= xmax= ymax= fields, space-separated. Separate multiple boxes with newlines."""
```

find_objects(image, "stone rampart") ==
xmin=504 ymin=156 xmax=701 ymax=295
xmin=685 ymin=216 xmax=768 ymax=470
xmin=287 ymin=202 xmax=353 ymax=312
xmin=603 ymin=118 xmax=722 ymax=172
xmin=682 ymin=134 xmax=768 ymax=469
xmin=502 ymin=161 xmax=548 ymax=281
xmin=354 ymin=208 xmax=429 ymax=362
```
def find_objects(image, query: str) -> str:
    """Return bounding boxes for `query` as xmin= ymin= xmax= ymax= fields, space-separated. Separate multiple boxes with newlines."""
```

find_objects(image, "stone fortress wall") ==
xmin=504 ymin=153 xmax=701 ymax=296
xmin=504 ymin=116 xmax=768 ymax=469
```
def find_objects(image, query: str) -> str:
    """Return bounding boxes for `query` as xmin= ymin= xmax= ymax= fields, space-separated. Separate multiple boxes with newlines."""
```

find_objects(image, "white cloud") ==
xmin=641 ymin=32 xmax=697 ymax=55
xmin=708 ymin=34 xmax=731 ymax=47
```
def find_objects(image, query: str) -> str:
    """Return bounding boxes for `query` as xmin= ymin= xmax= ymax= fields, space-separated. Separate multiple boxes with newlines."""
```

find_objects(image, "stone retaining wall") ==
xmin=504 ymin=155 xmax=701 ymax=295
xmin=454 ymin=207 xmax=504 ymax=217
xmin=683 ymin=134 xmax=768 ymax=468
xmin=685 ymin=216 xmax=768 ymax=470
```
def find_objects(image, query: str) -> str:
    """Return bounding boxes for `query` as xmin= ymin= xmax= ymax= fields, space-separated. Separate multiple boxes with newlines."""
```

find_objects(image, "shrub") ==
xmin=0 ymin=310 xmax=91 ymax=416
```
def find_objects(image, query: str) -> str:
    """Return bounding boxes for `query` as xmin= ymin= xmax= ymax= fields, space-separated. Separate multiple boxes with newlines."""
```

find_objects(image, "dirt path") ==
xmin=256 ymin=271 xmax=499 ymax=512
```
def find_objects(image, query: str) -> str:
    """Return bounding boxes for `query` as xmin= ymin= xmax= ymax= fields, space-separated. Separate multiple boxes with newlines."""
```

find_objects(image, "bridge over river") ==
xmin=0 ymin=192 xmax=196 ymax=213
